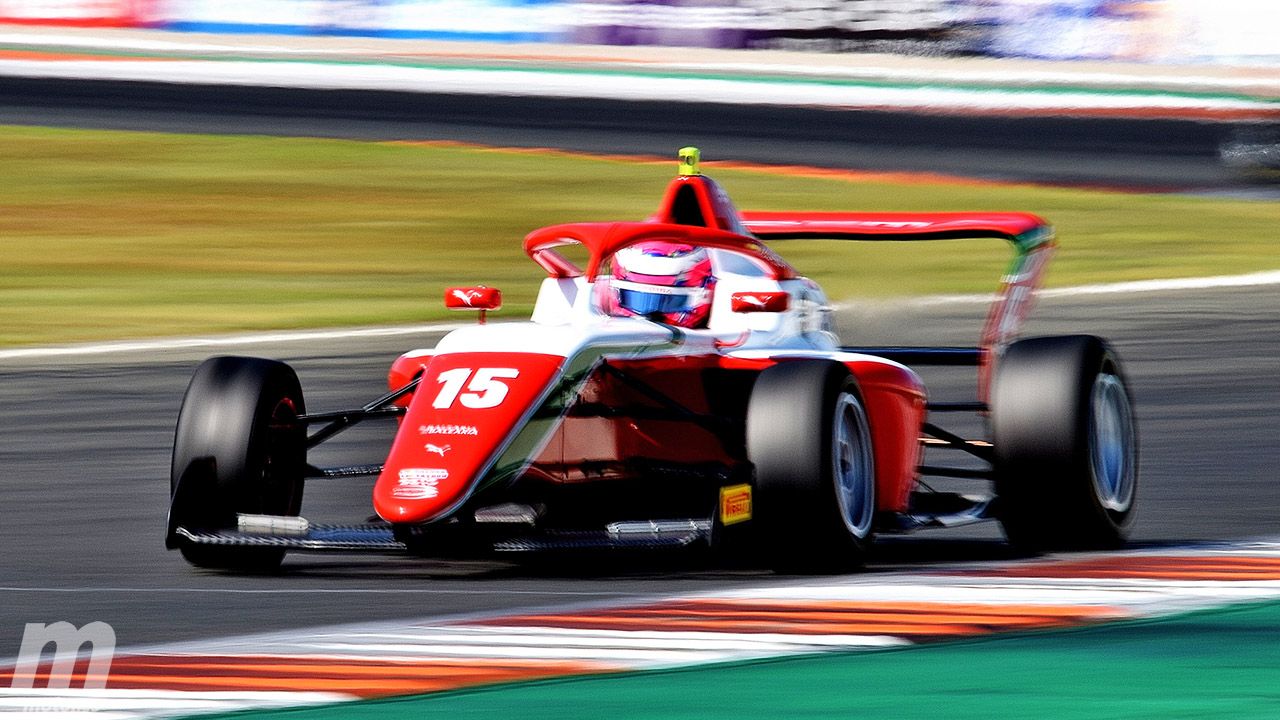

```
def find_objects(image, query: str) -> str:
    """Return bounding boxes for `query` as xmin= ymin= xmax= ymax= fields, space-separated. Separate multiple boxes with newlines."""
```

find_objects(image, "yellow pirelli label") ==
xmin=719 ymin=484 xmax=752 ymax=526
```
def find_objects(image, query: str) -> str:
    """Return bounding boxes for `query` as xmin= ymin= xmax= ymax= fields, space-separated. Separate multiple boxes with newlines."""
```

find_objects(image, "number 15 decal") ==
xmin=432 ymin=367 xmax=520 ymax=409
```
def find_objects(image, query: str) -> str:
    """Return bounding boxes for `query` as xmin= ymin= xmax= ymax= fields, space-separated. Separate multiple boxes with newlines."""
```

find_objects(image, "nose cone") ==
xmin=373 ymin=351 xmax=565 ymax=524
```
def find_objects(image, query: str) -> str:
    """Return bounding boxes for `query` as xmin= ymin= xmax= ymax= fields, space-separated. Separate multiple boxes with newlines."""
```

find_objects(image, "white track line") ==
xmin=0 ymin=688 xmax=354 ymax=718
xmin=717 ymin=578 xmax=1280 ymax=615
xmin=1039 ymin=270 xmax=1280 ymax=297
xmin=273 ymin=628 xmax=905 ymax=657
xmin=907 ymin=269 xmax=1280 ymax=307
xmin=0 ymin=59 xmax=1275 ymax=115
xmin=0 ymin=322 xmax=468 ymax=361
xmin=0 ymin=586 xmax=645 ymax=597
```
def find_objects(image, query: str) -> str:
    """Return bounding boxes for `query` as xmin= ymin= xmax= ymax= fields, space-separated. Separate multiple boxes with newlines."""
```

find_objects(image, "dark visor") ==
xmin=617 ymin=288 xmax=694 ymax=315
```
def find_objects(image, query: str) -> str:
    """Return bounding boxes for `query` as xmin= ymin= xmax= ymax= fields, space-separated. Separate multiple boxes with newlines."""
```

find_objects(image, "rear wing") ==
xmin=741 ymin=211 xmax=1056 ymax=402
xmin=740 ymin=211 xmax=1050 ymax=246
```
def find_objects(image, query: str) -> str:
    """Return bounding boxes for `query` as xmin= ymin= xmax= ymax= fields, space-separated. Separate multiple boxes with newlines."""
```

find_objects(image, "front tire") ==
xmin=747 ymin=360 xmax=876 ymax=573
xmin=992 ymin=335 xmax=1137 ymax=551
xmin=167 ymin=356 xmax=307 ymax=571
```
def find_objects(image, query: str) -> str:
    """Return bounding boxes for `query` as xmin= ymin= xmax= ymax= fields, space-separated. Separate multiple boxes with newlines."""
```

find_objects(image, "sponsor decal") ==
xmin=425 ymin=443 xmax=451 ymax=457
xmin=719 ymin=484 xmax=753 ymax=526
xmin=418 ymin=424 xmax=479 ymax=436
xmin=400 ymin=468 xmax=448 ymax=481
xmin=432 ymin=367 xmax=520 ymax=409
xmin=444 ymin=286 xmax=501 ymax=311
xmin=451 ymin=288 xmax=484 ymax=306
xmin=393 ymin=468 xmax=448 ymax=499
xmin=731 ymin=291 xmax=789 ymax=313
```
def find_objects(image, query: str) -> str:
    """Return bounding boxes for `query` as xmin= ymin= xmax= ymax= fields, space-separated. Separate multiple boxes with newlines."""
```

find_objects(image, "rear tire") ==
xmin=167 ymin=356 xmax=307 ymax=571
xmin=747 ymin=360 xmax=876 ymax=573
xmin=992 ymin=335 xmax=1137 ymax=551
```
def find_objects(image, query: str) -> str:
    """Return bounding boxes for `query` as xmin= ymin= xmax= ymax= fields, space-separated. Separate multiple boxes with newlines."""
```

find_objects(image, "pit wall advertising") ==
xmin=150 ymin=0 xmax=572 ymax=42
xmin=564 ymin=0 xmax=959 ymax=53
xmin=0 ymin=0 xmax=1275 ymax=65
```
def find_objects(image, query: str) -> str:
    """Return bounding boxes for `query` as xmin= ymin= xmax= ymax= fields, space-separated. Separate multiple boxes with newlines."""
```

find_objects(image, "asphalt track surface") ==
xmin=0 ymin=77 xmax=1273 ymax=193
xmin=1 ymin=285 xmax=1278 ymax=654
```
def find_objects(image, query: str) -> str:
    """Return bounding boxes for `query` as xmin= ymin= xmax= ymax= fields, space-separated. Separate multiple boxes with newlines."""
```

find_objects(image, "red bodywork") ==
xmin=739 ymin=211 xmax=1047 ymax=240
xmin=374 ymin=171 xmax=1046 ymax=528
xmin=730 ymin=291 xmax=790 ymax=313
xmin=444 ymin=286 xmax=502 ymax=311
xmin=375 ymin=352 xmax=564 ymax=523
xmin=716 ymin=355 xmax=926 ymax=513
xmin=381 ymin=350 xmax=924 ymax=524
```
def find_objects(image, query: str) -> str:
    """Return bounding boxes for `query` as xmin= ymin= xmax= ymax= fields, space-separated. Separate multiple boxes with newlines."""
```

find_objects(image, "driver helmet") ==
xmin=608 ymin=241 xmax=716 ymax=328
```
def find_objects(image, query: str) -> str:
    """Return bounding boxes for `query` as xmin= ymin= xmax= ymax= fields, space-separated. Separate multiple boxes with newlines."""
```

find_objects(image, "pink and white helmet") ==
xmin=606 ymin=241 xmax=715 ymax=328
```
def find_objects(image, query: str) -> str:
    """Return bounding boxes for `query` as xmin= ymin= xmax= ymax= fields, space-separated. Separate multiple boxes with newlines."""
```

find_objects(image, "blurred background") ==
xmin=0 ymin=0 xmax=1275 ymax=339
xmin=0 ymin=0 xmax=1272 ymax=64
xmin=0 ymin=2 xmax=1278 ymax=716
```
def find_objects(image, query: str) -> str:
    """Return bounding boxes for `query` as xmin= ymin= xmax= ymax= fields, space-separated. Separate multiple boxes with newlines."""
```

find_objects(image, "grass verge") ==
xmin=1 ymin=125 xmax=1274 ymax=346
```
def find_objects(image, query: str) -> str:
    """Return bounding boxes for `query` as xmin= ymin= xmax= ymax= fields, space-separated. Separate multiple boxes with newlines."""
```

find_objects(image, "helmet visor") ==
xmin=613 ymin=279 xmax=701 ymax=316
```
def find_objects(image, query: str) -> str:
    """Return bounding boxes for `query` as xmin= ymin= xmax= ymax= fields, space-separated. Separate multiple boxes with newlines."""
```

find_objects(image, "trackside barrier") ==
xmin=0 ymin=0 xmax=1275 ymax=63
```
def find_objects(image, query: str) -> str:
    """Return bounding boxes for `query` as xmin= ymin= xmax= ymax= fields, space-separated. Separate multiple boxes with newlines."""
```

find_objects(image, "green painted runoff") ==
xmin=189 ymin=599 xmax=1280 ymax=720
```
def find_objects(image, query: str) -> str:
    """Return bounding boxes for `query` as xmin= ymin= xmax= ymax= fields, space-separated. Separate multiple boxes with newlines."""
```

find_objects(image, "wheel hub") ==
xmin=1088 ymin=373 xmax=1135 ymax=513
xmin=832 ymin=393 xmax=875 ymax=539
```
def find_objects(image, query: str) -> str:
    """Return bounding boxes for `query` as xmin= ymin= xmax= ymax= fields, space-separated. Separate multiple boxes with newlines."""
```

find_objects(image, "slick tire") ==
xmin=992 ymin=335 xmax=1138 ymax=552
xmin=747 ymin=360 xmax=876 ymax=573
xmin=167 ymin=356 xmax=307 ymax=572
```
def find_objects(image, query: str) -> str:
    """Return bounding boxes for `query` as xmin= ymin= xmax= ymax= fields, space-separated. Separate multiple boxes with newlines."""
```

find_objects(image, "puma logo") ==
xmin=452 ymin=289 xmax=483 ymax=306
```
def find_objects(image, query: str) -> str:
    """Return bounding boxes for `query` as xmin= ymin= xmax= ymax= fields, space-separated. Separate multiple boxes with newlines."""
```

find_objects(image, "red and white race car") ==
xmin=166 ymin=148 xmax=1137 ymax=573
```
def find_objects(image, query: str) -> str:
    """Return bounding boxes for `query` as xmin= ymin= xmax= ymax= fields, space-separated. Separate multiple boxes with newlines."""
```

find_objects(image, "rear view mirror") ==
xmin=444 ymin=286 xmax=502 ymax=323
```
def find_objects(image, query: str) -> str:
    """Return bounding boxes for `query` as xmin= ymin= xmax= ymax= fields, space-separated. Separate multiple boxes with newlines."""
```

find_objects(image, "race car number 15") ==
xmin=432 ymin=368 xmax=520 ymax=409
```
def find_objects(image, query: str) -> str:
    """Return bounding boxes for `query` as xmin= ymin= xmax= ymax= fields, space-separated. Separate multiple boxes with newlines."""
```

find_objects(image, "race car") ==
xmin=165 ymin=147 xmax=1137 ymax=573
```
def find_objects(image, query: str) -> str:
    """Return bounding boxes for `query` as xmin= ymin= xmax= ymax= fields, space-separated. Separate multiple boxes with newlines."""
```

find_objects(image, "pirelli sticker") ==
xmin=719 ymin=484 xmax=753 ymax=526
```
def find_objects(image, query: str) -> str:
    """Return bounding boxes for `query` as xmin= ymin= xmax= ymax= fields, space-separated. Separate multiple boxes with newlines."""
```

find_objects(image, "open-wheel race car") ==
xmin=166 ymin=147 xmax=1137 ymax=573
